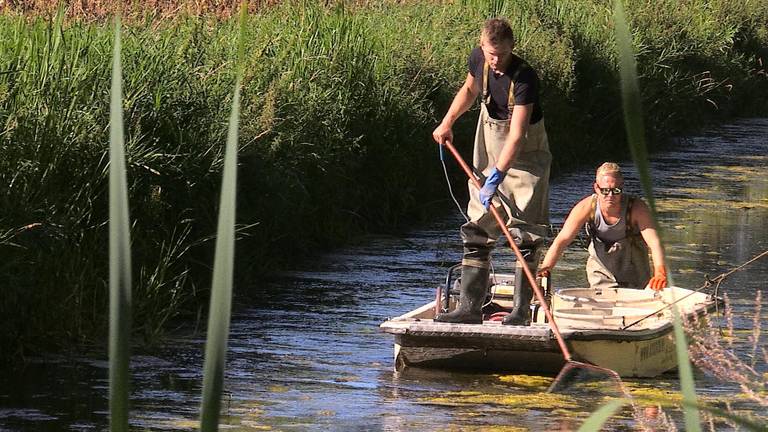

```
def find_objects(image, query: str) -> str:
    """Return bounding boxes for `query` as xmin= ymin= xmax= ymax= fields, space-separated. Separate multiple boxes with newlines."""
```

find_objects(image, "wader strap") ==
xmin=506 ymin=61 xmax=529 ymax=115
xmin=508 ymin=69 xmax=515 ymax=113
xmin=482 ymin=61 xmax=525 ymax=116
xmin=483 ymin=62 xmax=490 ymax=105
xmin=587 ymin=194 xmax=637 ymax=238
xmin=626 ymin=196 xmax=636 ymax=236
xmin=584 ymin=194 xmax=598 ymax=240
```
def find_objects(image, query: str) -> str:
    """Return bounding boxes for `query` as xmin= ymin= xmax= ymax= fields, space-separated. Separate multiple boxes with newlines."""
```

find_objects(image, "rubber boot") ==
xmin=502 ymin=260 xmax=535 ymax=326
xmin=434 ymin=266 xmax=489 ymax=324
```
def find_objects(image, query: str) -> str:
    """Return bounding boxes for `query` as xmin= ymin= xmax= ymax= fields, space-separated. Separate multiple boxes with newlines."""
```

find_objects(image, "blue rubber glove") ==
xmin=479 ymin=167 xmax=506 ymax=209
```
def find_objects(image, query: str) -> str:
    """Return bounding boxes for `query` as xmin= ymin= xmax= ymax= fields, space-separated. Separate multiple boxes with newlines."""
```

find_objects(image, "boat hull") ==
xmin=381 ymin=287 xmax=718 ymax=378
xmin=384 ymin=302 xmax=564 ymax=372
xmin=390 ymin=322 xmax=677 ymax=377
xmin=394 ymin=336 xmax=566 ymax=373
xmin=570 ymin=335 xmax=677 ymax=377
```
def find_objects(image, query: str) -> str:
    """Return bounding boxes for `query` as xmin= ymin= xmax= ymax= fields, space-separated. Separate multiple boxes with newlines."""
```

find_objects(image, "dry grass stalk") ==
xmin=0 ymin=0 xmax=278 ymax=21
xmin=634 ymin=404 xmax=678 ymax=432
xmin=684 ymin=292 xmax=768 ymax=407
xmin=749 ymin=291 xmax=762 ymax=368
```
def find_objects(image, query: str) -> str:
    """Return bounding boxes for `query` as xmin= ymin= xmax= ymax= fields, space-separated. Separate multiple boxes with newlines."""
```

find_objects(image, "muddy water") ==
xmin=1 ymin=119 xmax=767 ymax=431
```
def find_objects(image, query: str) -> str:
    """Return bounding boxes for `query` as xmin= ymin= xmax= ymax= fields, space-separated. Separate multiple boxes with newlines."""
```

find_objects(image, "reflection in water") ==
xmin=1 ymin=119 xmax=767 ymax=431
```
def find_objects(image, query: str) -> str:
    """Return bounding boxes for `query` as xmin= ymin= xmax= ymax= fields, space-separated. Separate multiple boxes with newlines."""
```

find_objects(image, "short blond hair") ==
xmin=481 ymin=18 xmax=515 ymax=47
xmin=595 ymin=162 xmax=623 ymax=181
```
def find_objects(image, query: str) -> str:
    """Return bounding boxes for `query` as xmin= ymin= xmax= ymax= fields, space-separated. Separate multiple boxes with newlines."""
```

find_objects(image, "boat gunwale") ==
xmin=380 ymin=293 xmax=721 ymax=342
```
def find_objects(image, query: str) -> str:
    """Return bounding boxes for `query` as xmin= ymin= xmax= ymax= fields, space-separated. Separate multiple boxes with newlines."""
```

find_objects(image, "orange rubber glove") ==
xmin=647 ymin=265 xmax=667 ymax=291
xmin=537 ymin=266 xmax=551 ymax=278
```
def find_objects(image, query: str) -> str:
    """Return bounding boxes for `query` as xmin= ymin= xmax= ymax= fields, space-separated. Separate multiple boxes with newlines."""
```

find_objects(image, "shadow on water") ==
xmin=1 ymin=118 xmax=767 ymax=431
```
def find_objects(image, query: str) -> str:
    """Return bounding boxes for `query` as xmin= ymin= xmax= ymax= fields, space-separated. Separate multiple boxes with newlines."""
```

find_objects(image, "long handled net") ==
xmin=441 ymin=140 xmax=629 ymax=394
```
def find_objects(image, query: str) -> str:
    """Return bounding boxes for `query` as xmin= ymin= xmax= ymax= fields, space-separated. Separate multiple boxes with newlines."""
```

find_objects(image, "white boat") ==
xmin=380 ymin=271 xmax=720 ymax=377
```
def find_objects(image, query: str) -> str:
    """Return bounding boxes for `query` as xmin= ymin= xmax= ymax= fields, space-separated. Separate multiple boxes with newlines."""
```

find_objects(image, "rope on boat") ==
xmin=620 ymin=249 xmax=768 ymax=331
xmin=706 ymin=248 xmax=768 ymax=297
xmin=438 ymin=145 xmax=502 ymax=311
xmin=439 ymin=145 xmax=470 ymax=224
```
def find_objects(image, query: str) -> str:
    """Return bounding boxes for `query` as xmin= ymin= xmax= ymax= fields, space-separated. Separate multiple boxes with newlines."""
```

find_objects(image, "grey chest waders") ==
xmin=441 ymin=60 xmax=550 ymax=325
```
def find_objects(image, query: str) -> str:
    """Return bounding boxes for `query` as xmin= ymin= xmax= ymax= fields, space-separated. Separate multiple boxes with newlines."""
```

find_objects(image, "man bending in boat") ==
xmin=431 ymin=18 xmax=551 ymax=325
xmin=538 ymin=162 xmax=668 ymax=290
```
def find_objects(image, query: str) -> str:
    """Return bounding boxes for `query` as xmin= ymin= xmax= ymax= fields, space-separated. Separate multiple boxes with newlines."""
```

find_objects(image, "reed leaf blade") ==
xmin=108 ymin=16 xmax=132 ymax=432
xmin=577 ymin=398 xmax=630 ymax=432
xmin=199 ymin=78 xmax=241 ymax=432
xmin=613 ymin=1 xmax=700 ymax=430
xmin=613 ymin=1 xmax=655 ymax=216
xmin=199 ymin=4 xmax=247 ymax=430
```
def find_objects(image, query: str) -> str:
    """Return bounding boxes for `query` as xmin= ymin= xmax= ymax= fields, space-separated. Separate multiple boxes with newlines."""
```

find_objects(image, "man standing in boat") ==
xmin=431 ymin=18 xmax=551 ymax=325
xmin=538 ymin=162 xmax=668 ymax=290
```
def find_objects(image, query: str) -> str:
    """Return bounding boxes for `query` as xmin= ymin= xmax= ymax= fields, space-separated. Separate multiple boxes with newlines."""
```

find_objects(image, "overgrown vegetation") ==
xmin=613 ymin=291 xmax=768 ymax=430
xmin=686 ymin=292 xmax=767 ymax=408
xmin=1 ymin=0 xmax=767 ymax=361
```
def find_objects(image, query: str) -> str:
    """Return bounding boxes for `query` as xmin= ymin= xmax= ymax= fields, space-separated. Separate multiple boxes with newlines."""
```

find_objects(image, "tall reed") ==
xmin=108 ymin=16 xmax=131 ymax=432
xmin=102 ymin=5 xmax=248 ymax=430
xmin=581 ymin=0 xmax=706 ymax=429
xmin=199 ymin=4 xmax=247 ymax=429
xmin=613 ymin=1 xmax=703 ymax=428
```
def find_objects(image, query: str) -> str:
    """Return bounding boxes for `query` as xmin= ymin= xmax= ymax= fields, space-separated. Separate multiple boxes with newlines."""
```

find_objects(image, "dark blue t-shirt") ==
xmin=468 ymin=47 xmax=543 ymax=123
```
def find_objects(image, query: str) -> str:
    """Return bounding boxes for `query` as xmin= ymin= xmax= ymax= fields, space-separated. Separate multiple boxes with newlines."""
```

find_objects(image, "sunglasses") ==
xmin=597 ymin=186 xmax=623 ymax=196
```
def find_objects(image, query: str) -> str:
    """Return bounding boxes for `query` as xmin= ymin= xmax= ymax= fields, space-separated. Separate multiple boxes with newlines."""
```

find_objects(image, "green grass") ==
xmin=1 ymin=0 xmax=767 ymax=365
